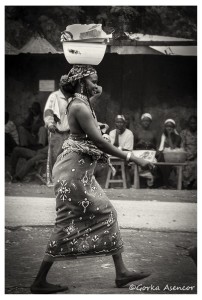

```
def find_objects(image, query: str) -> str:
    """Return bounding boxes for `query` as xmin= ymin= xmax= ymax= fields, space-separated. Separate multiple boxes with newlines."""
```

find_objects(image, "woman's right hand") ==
xmin=48 ymin=124 xmax=57 ymax=133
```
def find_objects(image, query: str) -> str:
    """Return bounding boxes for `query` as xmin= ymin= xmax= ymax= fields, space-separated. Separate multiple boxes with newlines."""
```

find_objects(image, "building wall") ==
xmin=95 ymin=54 xmax=197 ymax=142
xmin=5 ymin=53 xmax=196 ymax=142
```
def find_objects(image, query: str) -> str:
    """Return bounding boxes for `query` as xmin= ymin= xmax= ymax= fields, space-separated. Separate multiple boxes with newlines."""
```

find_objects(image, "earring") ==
xmin=80 ymin=83 xmax=84 ymax=94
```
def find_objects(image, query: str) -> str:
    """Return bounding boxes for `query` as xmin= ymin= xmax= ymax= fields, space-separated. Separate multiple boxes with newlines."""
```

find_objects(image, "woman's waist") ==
xmin=68 ymin=133 xmax=88 ymax=141
xmin=53 ymin=154 xmax=96 ymax=179
xmin=60 ymin=133 xmax=109 ymax=164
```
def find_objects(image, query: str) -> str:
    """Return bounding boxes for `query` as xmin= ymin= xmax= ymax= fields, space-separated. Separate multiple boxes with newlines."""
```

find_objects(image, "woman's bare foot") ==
xmin=30 ymin=281 xmax=69 ymax=294
xmin=115 ymin=270 xmax=151 ymax=288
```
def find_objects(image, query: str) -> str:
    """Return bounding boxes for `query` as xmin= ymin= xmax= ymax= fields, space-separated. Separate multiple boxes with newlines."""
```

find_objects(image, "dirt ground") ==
xmin=5 ymin=158 xmax=197 ymax=295
xmin=5 ymin=227 xmax=197 ymax=294
xmin=5 ymin=182 xmax=197 ymax=203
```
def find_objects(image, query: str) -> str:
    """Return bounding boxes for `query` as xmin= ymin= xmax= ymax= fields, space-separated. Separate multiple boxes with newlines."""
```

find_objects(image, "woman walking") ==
xmin=30 ymin=65 xmax=153 ymax=294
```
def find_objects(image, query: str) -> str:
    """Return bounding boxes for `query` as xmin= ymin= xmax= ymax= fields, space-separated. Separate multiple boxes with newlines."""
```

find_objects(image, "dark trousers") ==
xmin=11 ymin=146 xmax=48 ymax=180
xmin=157 ymin=151 xmax=173 ymax=186
xmin=5 ymin=133 xmax=17 ymax=155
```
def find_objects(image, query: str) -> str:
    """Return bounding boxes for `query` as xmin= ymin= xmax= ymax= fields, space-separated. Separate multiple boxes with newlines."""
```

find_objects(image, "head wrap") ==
xmin=141 ymin=113 xmax=152 ymax=121
xmin=60 ymin=64 xmax=97 ymax=86
xmin=115 ymin=115 xmax=126 ymax=121
xmin=159 ymin=119 xmax=179 ymax=151
xmin=164 ymin=119 xmax=176 ymax=126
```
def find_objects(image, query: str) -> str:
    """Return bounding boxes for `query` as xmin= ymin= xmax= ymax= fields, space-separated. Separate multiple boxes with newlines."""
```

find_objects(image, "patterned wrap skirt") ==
xmin=45 ymin=137 xmax=124 ymax=261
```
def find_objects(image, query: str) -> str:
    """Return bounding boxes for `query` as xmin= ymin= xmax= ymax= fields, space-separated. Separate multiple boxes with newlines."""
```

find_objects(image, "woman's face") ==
xmin=84 ymin=74 xmax=98 ymax=97
xmin=141 ymin=118 xmax=151 ymax=129
xmin=165 ymin=122 xmax=175 ymax=134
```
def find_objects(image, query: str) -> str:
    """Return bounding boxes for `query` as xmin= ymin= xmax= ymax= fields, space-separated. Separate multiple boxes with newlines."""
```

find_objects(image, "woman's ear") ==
xmin=80 ymin=78 xmax=86 ymax=85
xmin=71 ymin=81 xmax=76 ymax=87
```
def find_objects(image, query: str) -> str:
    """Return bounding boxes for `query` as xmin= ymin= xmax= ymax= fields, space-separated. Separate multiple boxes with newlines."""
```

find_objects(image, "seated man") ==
xmin=109 ymin=115 xmax=134 ymax=151
xmin=18 ymin=102 xmax=47 ymax=149
xmin=8 ymin=145 xmax=48 ymax=183
xmin=109 ymin=115 xmax=134 ymax=188
xmin=5 ymin=112 xmax=19 ymax=155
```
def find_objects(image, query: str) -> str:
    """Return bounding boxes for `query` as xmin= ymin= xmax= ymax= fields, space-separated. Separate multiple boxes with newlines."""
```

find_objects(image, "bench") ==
xmin=133 ymin=162 xmax=187 ymax=190
xmin=105 ymin=157 xmax=127 ymax=189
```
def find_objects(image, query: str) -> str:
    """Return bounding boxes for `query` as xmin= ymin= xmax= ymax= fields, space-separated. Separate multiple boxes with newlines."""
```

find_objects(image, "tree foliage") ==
xmin=5 ymin=6 xmax=197 ymax=50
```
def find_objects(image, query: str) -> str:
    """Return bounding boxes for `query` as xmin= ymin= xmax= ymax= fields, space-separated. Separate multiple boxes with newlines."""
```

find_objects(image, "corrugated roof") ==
xmin=108 ymin=45 xmax=163 ymax=55
xmin=108 ymin=33 xmax=197 ymax=55
xmin=125 ymin=33 xmax=194 ymax=42
xmin=5 ymin=41 xmax=19 ymax=55
xmin=149 ymin=46 xmax=197 ymax=56
xmin=20 ymin=36 xmax=57 ymax=54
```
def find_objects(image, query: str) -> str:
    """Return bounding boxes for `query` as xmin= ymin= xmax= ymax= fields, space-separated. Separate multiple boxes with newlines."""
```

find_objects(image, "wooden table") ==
xmin=133 ymin=162 xmax=187 ymax=190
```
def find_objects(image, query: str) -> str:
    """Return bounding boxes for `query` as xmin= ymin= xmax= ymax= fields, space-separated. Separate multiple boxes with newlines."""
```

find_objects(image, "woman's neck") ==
xmin=60 ymin=87 xmax=71 ymax=100
xmin=74 ymin=93 xmax=88 ymax=101
xmin=75 ymin=85 xmax=88 ymax=96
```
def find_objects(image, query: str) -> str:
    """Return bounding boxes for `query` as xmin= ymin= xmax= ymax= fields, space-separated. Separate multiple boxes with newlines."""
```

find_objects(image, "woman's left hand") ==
xmin=94 ymin=85 xmax=102 ymax=95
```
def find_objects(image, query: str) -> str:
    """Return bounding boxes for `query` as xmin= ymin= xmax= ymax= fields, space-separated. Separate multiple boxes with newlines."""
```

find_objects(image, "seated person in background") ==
xmin=134 ymin=113 xmax=157 ymax=150
xmin=133 ymin=113 xmax=157 ymax=188
xmin=109 ymin=115 xmax=134 ymax=188
xmin=124 ymin=114 xmax=131 ymax=129
xmin=181 ymin=116 xmax=197 ymax=189
xmin=8 ymin=145 xmax=48 ymax=183
xmin=109 ymin=115 xmax=134 ymax=151
xmin=18 ymin=102 xmax=47 ymax=150
xmin=157 ymin=119 xmax=182 ymax=188
xmin=5 ymin=112 xmax=19 ymax=155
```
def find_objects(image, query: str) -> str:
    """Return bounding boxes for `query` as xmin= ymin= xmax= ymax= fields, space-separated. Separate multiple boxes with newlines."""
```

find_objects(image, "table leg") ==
xmin=105 ymin=168 xmax=112 ymax=189
xmin=134 ymin=164 xmax=140 ymax=189
xmin=121 ymin=162 xmax=127 ymax=189
xmin=177 ymin=166 xmax=183 ymax=190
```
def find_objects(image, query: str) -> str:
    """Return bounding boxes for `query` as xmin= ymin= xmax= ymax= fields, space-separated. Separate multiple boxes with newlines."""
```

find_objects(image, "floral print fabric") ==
xmin=45 ymin=140 xmax=124 ymax=260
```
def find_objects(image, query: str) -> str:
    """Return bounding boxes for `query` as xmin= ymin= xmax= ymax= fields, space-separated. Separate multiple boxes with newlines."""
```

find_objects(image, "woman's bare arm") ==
xmin=72 ymin=102 xmax=152 ymax=167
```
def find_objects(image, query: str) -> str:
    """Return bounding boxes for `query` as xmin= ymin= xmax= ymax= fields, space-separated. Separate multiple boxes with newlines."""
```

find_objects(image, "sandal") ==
xmin=30 ymin=284 xmax=69 ymax=294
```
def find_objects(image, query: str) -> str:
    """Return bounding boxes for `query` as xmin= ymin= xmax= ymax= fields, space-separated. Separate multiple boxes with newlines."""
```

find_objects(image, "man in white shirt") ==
xmin=109 ymin=115 xmax=134 ymax=150
xmin=44 ymin=83 xmax=71 ymax=185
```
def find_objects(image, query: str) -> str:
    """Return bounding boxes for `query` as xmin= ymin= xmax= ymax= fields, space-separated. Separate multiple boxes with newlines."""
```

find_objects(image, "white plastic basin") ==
xmin=163 ymin=150 xmax=187 ymax=163
xmin=62 ymin=42 xmax=107 ymax=65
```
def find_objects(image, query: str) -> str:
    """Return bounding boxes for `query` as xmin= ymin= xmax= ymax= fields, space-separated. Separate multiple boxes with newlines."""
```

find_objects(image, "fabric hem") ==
xmin=44 ymin=246 xmax=124 ymax=262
